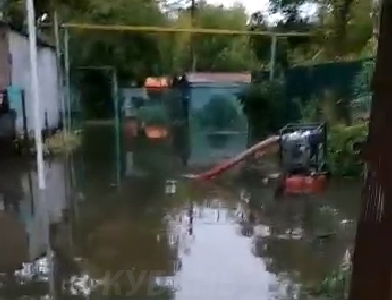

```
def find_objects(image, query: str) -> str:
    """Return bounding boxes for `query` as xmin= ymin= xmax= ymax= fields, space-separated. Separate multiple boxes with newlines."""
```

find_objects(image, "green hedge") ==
xmin=328 ymin=122 xmax=368 ymax=177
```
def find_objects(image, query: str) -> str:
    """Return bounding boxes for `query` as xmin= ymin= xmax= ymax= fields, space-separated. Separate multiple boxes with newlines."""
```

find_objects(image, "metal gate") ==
xmin=187 ymin=73 xmax=248 ymax=166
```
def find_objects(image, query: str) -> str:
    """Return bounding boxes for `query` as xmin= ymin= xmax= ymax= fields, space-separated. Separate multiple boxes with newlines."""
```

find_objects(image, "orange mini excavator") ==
xmin=194 ymin=122 xmax=329 ymax=196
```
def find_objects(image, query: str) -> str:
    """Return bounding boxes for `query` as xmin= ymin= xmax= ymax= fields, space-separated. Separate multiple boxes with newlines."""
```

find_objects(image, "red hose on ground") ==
xmin=194 ymin=136 xmax=279 ymax=180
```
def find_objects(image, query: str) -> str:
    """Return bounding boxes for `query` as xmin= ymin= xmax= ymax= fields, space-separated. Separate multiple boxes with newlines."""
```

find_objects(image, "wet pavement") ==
xmin=0 ymin=125 xmax=361 ymax=300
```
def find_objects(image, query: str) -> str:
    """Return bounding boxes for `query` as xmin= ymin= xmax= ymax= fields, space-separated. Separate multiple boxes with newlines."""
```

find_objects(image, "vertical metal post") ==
xmin=188 ymin=201 xmax=193 ymax=236
xmin=269 ymin=35 xmax=277 ymax=81
xmin=190 ymin=0 xmax=196 ymax=72
xmin=54 ymin=11 xmax=66 ymax=134
xmin=64 ymin=28 xmax=71 ymax=132
xmin=62 ymin=30 xmax=75 ymax=267
xmin=26 ymin=0 xmax=45 ymax=189
xmin=113 ymin=70 xmax=121 ymax=188
xmin=26 ymin=1 xmax=54 ymax=298
xmin=21 ymin=90 xmax=28 ymax=145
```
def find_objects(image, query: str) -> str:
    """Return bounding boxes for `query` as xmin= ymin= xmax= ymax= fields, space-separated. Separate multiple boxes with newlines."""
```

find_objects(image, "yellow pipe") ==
xmin=61 ymin=23 xmax=313 ymax=37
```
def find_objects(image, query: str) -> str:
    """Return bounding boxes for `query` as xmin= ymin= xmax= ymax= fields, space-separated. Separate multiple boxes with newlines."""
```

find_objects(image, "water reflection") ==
xmin=0 ymin=157 xmax=72 ymax=298
xmin=0 ymin=126 xmax=362 ymax=300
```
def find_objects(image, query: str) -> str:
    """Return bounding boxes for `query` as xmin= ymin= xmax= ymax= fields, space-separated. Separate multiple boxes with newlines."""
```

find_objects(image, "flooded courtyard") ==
xmin=0 ymin=125 xmax=361 ymax=300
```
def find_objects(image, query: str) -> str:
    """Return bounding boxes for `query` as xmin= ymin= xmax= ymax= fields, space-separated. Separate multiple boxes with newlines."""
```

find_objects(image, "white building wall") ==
xmin=20 ymin=161 xmax=68 ymax=260
xmin=8 ymin=31 xmax=59 ymax=133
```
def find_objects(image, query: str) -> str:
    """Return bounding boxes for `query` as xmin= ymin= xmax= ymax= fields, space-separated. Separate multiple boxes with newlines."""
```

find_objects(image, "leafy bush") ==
xmin=297 ymin=88 xmax=368 ymax=177
xmin=328 ymin=122 xmax=368 ymax=176
xmin=304 ymin=267 xmax=351 ymax=298
xmin=353 ymin=60 xmax=375 ymax=98
xmin=297 ymin=90 xmax=338 ymax=123
xmin=238 ymin=80 xmax=297 ymax=143
xmin=351 ymin=60 xmax=374 ymax=121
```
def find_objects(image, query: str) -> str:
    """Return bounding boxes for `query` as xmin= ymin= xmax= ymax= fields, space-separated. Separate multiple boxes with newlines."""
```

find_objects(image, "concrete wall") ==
xmin=8 ymin=31 xmax=59 ymax=133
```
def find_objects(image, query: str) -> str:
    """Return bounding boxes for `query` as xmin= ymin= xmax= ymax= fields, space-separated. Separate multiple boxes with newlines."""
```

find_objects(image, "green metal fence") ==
xmin=252 ymin=58 xmax=374 ymax=121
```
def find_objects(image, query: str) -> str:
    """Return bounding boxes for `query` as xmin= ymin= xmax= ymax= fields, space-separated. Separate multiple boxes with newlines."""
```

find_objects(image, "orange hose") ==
xmin=194 ymin=136 xmax=279 ymax=180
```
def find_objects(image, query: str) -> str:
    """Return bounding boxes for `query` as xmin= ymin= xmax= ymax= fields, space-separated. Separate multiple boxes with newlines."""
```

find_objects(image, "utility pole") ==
xmin=26 ymin=0 xmax=54 ymax=299
xmin=190 ymin=0 xmax=196 ymax=72
xmin=26 ymin=0 xmax=45 ymax=190
xmin=269 ymin=35 xmax=277 ymax=81
xmin=348 ymin=1 xmax=392 ymax=300
xmin=53 ymin=11 xmax=67 ymax=134
xmin=64 ymin=28 xmax=71 ymax=133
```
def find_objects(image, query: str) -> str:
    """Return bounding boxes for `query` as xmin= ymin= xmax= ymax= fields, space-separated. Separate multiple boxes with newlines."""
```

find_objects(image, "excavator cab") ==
xmin=277 ymin=122 xmax=328 ymax=195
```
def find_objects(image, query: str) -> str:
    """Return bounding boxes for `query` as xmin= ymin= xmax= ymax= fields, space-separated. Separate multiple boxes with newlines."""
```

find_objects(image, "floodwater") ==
xmin=0 ymin=124 xmax=362 ymax=300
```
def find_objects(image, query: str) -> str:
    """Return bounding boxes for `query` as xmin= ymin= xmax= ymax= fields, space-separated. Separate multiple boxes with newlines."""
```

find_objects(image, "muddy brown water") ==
xmin=0 ymin=124 xmax=362 ymax=300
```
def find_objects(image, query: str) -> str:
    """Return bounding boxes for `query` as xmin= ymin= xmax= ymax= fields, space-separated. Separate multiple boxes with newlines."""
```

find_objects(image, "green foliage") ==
xmin=190 ymin=2 xmax=257 ymax=72
xmin=351 ymin=60 xmax=373 ymax=120
xmin=249 ymin=0 xmax=372 ymax=63
xmin=304 ymin=267 xmax=351 ymax=297
xmin=238 ymin=80 xmax=294 ymax=142
xmin=353 ymin=59 xmax=375 ymax=97
xmin=78 ymin=71 xmax=113 ymax=119
xmin=197 ymin=95 xmax=239 ymax=131
xmin=328 ymin=122 xmax=368 ymax=176
xmin=248 ymin=12 xmax=313 ymax=68
xmin=297 ymin=90 xmax=338 ymax=123
xmin=297 ymin=90 xmax=368 ymax=177
xmin=4 ymin=0 xmax=374 ymax=123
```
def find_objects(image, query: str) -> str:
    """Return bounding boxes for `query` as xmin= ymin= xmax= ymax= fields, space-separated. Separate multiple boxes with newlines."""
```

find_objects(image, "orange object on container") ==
xmin=144 ymin=125 xmax=168 ymax=139
xmin=144 ymin=77 xmax=169 ymax=89
xmin=284 ymin=174 xmax=327 ymax=194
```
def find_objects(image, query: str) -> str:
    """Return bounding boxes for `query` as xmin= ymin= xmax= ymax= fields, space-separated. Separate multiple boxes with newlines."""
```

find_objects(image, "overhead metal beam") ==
xmin=61 ymin=23 xmax=313 ymax=37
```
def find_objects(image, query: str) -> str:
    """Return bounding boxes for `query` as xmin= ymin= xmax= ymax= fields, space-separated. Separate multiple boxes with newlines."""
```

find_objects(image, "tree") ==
xmin=237 ymin=80 xmax=294 ymax=142
xmin=248 ymin=8 xmax=315 ymax=71
xmin=248 ymin=0 xmax=372 ymax=64
xmin=2 ymin=0 xmax=374 ymax=120
xmin=171 ymin=1 xmax=258 ymax=72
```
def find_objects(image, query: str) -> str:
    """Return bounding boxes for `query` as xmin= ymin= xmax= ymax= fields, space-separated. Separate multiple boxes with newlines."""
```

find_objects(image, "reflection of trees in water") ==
xmin=322 ymin=180 xmax=362 ymax=221
xmin=258 ymin=198 xmax=343 ymax=238
xmin=73 ymin=175 xmax=179 ymax=298
xmin=0 ymin=159 xmax=25 ymax=213
xmin=0 ymin=159 xmax=29 ymax=277
xmin=132 ymin=140 xmax=174 ymax=174
xmin=257 ymin=197 xmax=305 ymax=235
xmin=252 ymin=197 xmax=354 ymax=297
xmin=186 ymin=180 xmax=240 ymax=207
xmin=257 ymin=236 xmax=348 ymax=281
